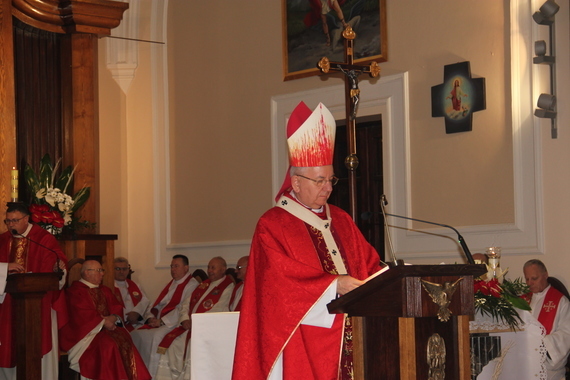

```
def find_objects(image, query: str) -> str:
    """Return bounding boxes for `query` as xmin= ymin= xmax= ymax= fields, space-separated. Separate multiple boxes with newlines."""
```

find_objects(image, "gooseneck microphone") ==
xmin=377 ymin=196 xmax=476 ymax=265
xmin=11 ymin=229 xmax=64 ymax=273
xmin=379 ymin=195 xmax=401 ymax=266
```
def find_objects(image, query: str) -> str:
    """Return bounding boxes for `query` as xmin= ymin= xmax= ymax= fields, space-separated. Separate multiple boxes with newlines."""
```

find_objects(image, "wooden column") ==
xmin=62 ymin=33 xmax=99 ymax=230
xmin=0 ymin=0 xmax=17 ymax=234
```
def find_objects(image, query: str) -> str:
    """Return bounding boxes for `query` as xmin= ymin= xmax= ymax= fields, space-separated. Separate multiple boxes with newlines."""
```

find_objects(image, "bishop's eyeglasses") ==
xmin=86 ymin=268 xmax=105 ymax=273
xmin=296 ymin=174 xmax=339 ymax=187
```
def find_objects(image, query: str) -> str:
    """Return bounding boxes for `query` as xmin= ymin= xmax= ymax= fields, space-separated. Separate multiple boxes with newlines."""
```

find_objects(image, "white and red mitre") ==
xmin=275 ymin=101 xmax=336 ymax=201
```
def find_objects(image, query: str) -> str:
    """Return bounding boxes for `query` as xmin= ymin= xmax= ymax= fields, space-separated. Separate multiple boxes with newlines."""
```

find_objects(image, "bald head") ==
xmin=207 ymin=256 xmax=227 ymax=282
xmin=81 ymin=260 xmax=105 ymax=286
xmin=236 ymin=256 xmax=249 ymax=281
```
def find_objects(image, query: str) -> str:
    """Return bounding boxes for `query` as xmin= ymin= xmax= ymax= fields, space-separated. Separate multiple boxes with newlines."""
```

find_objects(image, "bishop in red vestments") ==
xmin=0 ymin=203 xmax=68 ymax=379
xmin=60 ymin=260 xmax=151 ymax=380
xmin=232 ymin=102 xmax=382 ymax=380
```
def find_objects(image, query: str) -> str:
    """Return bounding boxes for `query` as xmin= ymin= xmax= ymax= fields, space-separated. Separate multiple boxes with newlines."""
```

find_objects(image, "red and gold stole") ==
xmin=9 ymin=237 xmax=28 ymax=270
xmin=191 ymin=275 xmax=234 ymax=314
xmin=523 ymin=287 xmax=564 ymax=334
xmin=152 ymin=275 xmax=193 ymax=318
xmin=304 ymin=208 xmax=355 ymax=380
xmin=229 ymin=281 xmax=244 ymax=311
xmin=114 ymin=279 xmax=144 ymax=308
xmin=537 ymin=287 xmax=563 ymax=334
xmin=158 ymin=275 xmax=235 ymax=352
xmin=88 ymin=286 xmax=139 ymax=380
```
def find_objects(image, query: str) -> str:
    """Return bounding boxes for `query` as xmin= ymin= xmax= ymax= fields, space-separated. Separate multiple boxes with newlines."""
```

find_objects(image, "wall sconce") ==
xmin=532 ymin=0 xmax=559 ymax=138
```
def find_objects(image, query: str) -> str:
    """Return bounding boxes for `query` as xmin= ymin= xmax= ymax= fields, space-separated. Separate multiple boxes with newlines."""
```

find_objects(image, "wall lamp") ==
xmin=533 ymin=0 xmax=559 ymax=138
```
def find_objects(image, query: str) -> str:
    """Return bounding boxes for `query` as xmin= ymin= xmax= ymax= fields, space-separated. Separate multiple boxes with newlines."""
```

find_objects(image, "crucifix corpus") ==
xmin=317 ymin=26 xmax=380 ymax=221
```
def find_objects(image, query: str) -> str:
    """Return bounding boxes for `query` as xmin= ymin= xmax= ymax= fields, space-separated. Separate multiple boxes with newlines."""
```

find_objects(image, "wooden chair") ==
xmin=66 ymin=258 xmax=85 ymax=287
xmin=59 ymin=258 xmax=85 ymax=380
xmin=548 ymin=277 xmax=570 ymax=299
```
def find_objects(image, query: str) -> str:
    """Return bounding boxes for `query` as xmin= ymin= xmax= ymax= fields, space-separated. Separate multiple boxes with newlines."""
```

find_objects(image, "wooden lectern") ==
xmin=328 ymin=264 xmax=486 ymax=379
xmin=6 ymin=272 xmax=62 ymax=380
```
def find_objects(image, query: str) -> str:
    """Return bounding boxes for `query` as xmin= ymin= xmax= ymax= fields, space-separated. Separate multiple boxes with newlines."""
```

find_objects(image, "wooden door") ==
xmin=328 ymin=117 xmax=385 ymax=261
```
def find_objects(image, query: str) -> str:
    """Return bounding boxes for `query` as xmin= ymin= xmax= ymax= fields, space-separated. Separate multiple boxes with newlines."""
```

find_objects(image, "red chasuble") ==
xmin=0 ymin=224 xmax=68 ymax=368
xmin=232 ymin=201 xmax=380 ymax=380
xmin=60 ymin=281 xmax=151 ymax=380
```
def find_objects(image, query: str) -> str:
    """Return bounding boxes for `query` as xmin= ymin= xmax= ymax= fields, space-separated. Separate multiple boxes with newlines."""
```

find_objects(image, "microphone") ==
xmin=378 ymin=196 xmax=476 ymax=265
xmin=379 ymin=195 xmax=401 ymax=267
xmin=11 ymin=229 xmax=64 ymax=273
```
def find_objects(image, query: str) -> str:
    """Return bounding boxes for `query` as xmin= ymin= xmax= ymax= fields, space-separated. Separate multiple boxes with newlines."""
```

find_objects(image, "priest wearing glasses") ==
xmin=0 ymin=202 xmax=68 ymax=380
xmin=232 ymin=102 xmax=382 ymax=380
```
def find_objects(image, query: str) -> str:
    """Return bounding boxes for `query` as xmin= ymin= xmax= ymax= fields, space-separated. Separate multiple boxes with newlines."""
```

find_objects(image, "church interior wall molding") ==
xmin=389 ymin=0 xmax=544 ymax=260
xmin=271 ymin=0 xmax=545 ymax=262
xmin=106 ymin=0 xmax=139 ymax=94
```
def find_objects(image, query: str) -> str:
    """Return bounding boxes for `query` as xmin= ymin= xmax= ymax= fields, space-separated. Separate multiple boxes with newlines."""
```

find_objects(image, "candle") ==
xmin=10 ymin=167 xmax=18 ymax=201
xmin=485 ymin=247 xmax=501 ymax=279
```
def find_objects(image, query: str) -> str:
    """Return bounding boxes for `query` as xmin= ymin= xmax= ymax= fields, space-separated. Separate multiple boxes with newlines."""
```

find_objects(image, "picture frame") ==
xmin=431 ymin=61 xmax=486 ymax=134
xmin=282 ymin=0 xmax=387 ymax=81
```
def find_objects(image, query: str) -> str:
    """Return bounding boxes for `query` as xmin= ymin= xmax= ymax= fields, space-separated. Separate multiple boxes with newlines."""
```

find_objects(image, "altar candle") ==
xmin=10 ymin=167 xmax=18 ymax=201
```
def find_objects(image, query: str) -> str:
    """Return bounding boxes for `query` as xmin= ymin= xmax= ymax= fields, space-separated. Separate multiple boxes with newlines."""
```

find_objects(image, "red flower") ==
xmin=474 ymin=278 xmax=502 ymax=298
xmin=49 ymin=210 xmax=65 ymax=228
xmin=474 ymin=279 xmax=485 ymax=294
xmin=29 ymin=203 xmax=64 ymax=228
xmin=29 ymin=204 xmax=50 ymax=224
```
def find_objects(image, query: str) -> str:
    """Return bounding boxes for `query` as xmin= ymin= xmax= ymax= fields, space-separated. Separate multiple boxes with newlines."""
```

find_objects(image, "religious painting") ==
xmin=282 ymin=0 xmax=387 ymax=81
xmin=431 ymin=61 xmax=486 ymax=134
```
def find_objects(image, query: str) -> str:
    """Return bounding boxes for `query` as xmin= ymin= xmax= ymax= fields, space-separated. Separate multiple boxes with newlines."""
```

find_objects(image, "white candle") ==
xmin=10 ymin=167 xmax=18 ymax=201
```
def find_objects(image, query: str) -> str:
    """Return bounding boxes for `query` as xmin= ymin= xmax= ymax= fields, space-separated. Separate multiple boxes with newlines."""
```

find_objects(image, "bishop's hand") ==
xmin=336 ymin=275 xmax=364 ymax=296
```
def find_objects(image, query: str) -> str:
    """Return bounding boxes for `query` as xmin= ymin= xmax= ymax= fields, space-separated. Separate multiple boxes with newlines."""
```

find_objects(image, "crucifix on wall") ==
xmin=317 ymin=26 xmax=380 ymax=220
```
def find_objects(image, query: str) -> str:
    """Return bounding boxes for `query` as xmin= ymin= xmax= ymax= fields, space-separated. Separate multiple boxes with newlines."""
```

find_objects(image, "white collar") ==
xmin=290 ymin=191 xmax=324 ymax=213
xmin=80 ymin=278 xmax=99 ymax=289
xmin=534 ymin=284 xmax=552 ymax=297
xmin=173 ymin=272 xmax=191 ymax=285
xmin=12 ymin=223 xmax=33 ymax=238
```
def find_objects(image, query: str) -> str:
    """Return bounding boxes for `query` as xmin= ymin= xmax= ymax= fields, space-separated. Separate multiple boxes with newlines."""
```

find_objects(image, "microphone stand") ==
xmin=379 ymin=195 xmax=403 ymax=267
xmin=383 ymin=212 xmax=476 ymax=265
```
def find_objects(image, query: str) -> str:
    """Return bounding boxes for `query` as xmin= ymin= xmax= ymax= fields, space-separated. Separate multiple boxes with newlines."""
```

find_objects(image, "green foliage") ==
xmin=475 ymin=277 xmax=530 ymax=331
xmin=24 ymin=154 xmax=94 ymax=237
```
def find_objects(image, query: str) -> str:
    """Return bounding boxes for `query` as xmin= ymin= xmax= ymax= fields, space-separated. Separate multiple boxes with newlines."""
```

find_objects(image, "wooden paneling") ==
xmin=59 ymin=234 xmax=117 ymax=289
xmin=66 ymin=33 xmax=99 ymax=229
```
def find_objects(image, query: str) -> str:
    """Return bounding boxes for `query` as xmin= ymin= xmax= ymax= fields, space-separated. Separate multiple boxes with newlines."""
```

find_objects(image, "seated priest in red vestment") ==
xmin=59 ymin=259 xmax=151 ymax=380
xmin=0 ymin=202 xmax=68 ymax=380
xmin=523 ymin=259 xmax=570 ymax=380
xmin=232 ymin=102 xmax=382 ymax=380
xmin=229 ymin=255 xmax=248 ymax=311
xmin=155 ymin=256 xmax=235 ymax=380
xmin=130 ymin=254 xmax=199 ymax=378
xmin=113 ymin=256 xmax=150 ymax=330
